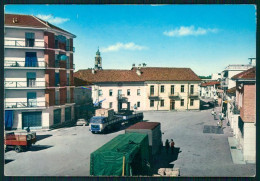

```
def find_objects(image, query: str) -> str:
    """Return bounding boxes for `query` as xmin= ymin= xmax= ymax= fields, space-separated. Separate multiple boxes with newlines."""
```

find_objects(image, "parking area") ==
xmin=5 ymin=107 xmax=256 ymax=176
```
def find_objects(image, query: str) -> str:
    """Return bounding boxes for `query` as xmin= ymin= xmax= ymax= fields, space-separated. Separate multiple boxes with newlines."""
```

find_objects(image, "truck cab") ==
xmin=89 ymin=116 xmax=107 ymax=133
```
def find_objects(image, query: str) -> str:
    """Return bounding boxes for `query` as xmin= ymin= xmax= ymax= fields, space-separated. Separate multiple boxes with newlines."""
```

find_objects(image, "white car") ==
xmin=76 ymin=119 xmax=88 ymax=126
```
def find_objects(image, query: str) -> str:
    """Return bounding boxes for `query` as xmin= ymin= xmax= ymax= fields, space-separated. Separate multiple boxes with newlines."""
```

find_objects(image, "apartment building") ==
xmin=74 ymin=65 xmax=201 ymax=112
xmin=4 ymin=14 xmax=76 ymax=130
xmin=221 ymin=59 xmax=255 ymax=90
xmin=230 ymin=67 xmax=256 ymax=163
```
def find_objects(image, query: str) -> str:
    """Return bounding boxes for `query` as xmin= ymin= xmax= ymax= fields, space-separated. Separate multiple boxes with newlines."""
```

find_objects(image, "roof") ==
xmin=126 ymin=122 xmax=160 ymax=130
xmin=5 ymin=14 xmax=75 ymax=37
xmin=74 ymin=67 xmax=201 ymax=84
xmin=200 ymin=81 xmax=220 ymax=87
xmin=231 ymin=67 xmax=256 ymax=80
xmin=226 ymin=87 xmax=236 ymax=94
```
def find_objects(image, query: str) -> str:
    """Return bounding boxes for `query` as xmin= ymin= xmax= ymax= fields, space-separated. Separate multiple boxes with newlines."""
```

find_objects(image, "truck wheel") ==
xmin=15 ymin=146 xmax=22 ymax=153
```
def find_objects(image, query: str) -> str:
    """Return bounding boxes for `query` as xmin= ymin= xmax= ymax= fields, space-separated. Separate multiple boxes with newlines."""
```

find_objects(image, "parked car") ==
xmin=76 ymin=119 xmax=88 ymax=126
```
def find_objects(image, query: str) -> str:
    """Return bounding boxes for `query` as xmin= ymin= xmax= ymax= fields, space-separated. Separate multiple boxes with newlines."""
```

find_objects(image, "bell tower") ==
xmin=94 ymin=48 xmax=102 ymax=70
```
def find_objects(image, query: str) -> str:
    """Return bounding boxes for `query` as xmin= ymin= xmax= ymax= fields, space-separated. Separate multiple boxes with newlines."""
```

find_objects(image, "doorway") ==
xmin=170 ymin=100 xmax=175 ymax=110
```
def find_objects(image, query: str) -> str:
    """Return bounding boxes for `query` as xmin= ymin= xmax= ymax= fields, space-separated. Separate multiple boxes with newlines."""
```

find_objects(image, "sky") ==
xmin=5 ymin=5 xmax=256 ymax=76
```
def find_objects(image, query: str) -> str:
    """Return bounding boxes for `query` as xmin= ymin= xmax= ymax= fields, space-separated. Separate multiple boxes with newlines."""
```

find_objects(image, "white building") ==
xmin=221 ymin=59 xmax=255 ymax=90
xmin=199 ymin=81 xmax=220 ymax=99
xmin=74 ymin=53 xmax=201 ymax=112
xmin=4 ymin=14 xmax=76 ymax=130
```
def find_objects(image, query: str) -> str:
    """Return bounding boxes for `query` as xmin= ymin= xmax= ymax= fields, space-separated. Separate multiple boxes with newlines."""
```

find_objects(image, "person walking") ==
xmin=170 ymin=139 xmax=175 ymax=154
xmin=165 ymin=139 xmax=169 ymax=154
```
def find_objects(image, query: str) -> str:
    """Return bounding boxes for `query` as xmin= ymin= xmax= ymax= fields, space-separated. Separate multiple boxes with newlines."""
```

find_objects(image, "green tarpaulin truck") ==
xmin=90 ymin=132 xmax=151 ymax=176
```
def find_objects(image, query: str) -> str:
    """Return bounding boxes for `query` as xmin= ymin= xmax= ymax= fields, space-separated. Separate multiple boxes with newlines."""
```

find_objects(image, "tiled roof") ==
xmin=231 ymin=67 xmax=256 ymax=80
xmin=5 ymin=14 xmax=75 ymax=36
xmin=126 ymin=122 xmax=160 ymax=130
xmin=200 ymin=81 xmax=220 ymax=87
xmin=74 ymin=67 xmax=201 ymax=84
xmin=226 ymin=87 xmax=236 ymax=94
xmin=74 ymin=77 xmax=92 ymax=86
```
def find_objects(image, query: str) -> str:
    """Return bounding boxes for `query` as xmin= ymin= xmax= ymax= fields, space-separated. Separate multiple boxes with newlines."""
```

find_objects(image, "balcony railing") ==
xmin=5 ymin=101 xmax=48 ymax=108
xmin=148 ymin=93 xmax=159 ymax=99
xmin=55 ymin=99 xmax=66 ymax=105
xmin=65 ymin=46 xmax=75 ymax=52
xmin=66 ymin=63 xmax=75 ymax=69
xmin=117 ymin=94 xmax=128 ymax=101
xmin=66 ymin=98 xmax=75 ymax=104
xmin=4 ymin=60 xmax=47 ymax=68
xmin=5 ymin=40 xmax=45 ymax=48
xmin=189 ymin=92 xmax=199 ymax=97
xmin=169 ymin=92 xmax=180 ymax=98
xmin=5 ymin=81 xmax=46 ymax=88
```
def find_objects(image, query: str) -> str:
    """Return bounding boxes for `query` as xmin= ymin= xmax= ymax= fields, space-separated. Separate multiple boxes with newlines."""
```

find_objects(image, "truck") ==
xmin=89 ymin=108 xmax=143 ymax=133
xmin=90 ymin=132 xmax=151 ymax=176
xmin=5 ymin=131 xmax=37 ymax=153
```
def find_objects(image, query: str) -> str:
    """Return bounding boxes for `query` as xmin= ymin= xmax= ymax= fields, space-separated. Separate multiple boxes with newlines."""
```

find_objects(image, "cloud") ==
xmin=101 ymin=42 xmax=148 ymax=52
xmin=163 ymin=26 xmax=218 ymax=37
xmin=36 ymin=14 xmax=69 ymax=24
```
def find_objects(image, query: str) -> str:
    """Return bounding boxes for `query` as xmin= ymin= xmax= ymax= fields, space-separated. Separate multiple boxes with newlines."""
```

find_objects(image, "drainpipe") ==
xmin=157 ymin=83 xmax=160 ymax=111
xmin=187 ymin=82 xmax=189 ymax=110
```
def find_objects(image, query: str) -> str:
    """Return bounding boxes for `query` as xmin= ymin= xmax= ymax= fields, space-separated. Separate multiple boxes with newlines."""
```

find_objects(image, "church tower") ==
xmin=94 ymin=48 xmax=102 ymax=70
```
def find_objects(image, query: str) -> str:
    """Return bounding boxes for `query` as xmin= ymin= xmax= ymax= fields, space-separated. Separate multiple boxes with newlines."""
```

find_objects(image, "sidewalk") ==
xmin=228 ymin=137 xmax=245 ymax=164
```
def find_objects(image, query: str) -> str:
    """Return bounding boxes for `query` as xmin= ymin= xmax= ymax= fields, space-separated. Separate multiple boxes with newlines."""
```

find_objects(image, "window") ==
xmin=54 ymin=109 xmax=61 ymax=124
xmin=160 ymin=85 xmax=165 ymax=93
xmin=190 ymin=99 xmax=194 ymax=106
xmin=137 ymin=101 xmax=140 ymax=107
xmin=55 ymin=90 xmax=60 ymax=105
xmin=171 ymin=85 xmax=175 ymax=95
xmin=109 ymin=102 xmax=113 ymax=108
xmin=55 ymin=36 xmax=59 ymax=49
xmin=25 ymin=32 xmax=35 ymax=47
xmin=150 ymin=85 xmax=154 ymax=95
xmin=65 ymin=107 xmax=71 ymax=121
xmin=25 ymin=52 xmax=38 ymax=67
xmin=66 ymin=39 xmax=70 ymax=51
xmin=150 ymin=100 xmax=154 ymax=107
xmin=66 ymin=73 xmax=70 ymax=86
xmin=137 ymin=89 xmax=141 ymax=96
xmin=55 ymin=72 xmax=60 ymax=86
xmin=181 ymin=85 xmax=185 ymax=93
xmin=161 ymin=100 xmax=164 ymax=107
xmin=190 ymin=85 xmax=194 ymax=94
xmin=67 ymin=89 xmax=70 ymax=103
xmin=181 ymin=99 xmax=184 ymax=106
xmin=98 ymin=90 xmax=103 ymax=96
xmin=66 ymin=56 xmax=70 ymax=69
xmin=27 ymin=92 xmax=37 ymax=107
xmin=118 ymin=89 xmax=122 ymax=96
xmin=109 ymin=89 xmax=113 ymax=96
xmin=127 ymin=89 xmax=130 ymax=96
xmin=27 ymin=72 xmax=36 ymax=87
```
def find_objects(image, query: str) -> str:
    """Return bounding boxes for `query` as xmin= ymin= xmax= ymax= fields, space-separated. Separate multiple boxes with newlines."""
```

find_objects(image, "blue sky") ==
xmin=5 ymin=5 xmax=256 ymax=76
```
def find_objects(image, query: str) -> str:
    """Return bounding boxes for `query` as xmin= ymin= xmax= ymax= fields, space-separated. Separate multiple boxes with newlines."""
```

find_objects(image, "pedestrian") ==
xmin=165 ymin=139 xmax=169 ymax=154
xmin=170 ymin=139 xmax=175 ymax=154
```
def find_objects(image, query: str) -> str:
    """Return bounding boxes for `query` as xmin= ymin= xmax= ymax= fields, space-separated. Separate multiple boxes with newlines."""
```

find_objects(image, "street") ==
xmin=5 ymin=107 xmax=256 ymax=176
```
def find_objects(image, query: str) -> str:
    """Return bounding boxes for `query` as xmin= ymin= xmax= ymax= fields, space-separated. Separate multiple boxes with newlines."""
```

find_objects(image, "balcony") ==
xmin=5 ymin=101 xmax=48 ymax=109
xmin=54 ymin=99 xmax=66 ymax=106
xmin=168 ymin=92 xmax=180 ymax=99
xmin=117 ymin=94 xmax=128 ymax=102
xmin=148 ymin=93 xmax=160 ymax=100
xmin=66 ymin=63 xmax=75 ymax=70
xmin=4 ymin=60 xmax=47 ymax=69
xmin=5 ymin=81 xmax=46 ymax=89
xmin=5 ymin=40 xmax=45 ymax=48
xmin=65 ymin=46 xmax=75 ymax=52
xmin=189 ymin=92 xmax=199 ymax=98
xmin=66 ymin=98 xmax=75 ymax=104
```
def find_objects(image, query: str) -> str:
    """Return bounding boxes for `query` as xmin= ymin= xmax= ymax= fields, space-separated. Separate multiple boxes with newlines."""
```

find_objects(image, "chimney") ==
xmin=132 ymin=63 xmax=135 ymax=67
xmin=136 ymin=67 xmax=141 ymax=76
xmin=12 ymin=17 xmax=18 ymax=23
xmin=92 ymin=69 xmax=95 ymax=74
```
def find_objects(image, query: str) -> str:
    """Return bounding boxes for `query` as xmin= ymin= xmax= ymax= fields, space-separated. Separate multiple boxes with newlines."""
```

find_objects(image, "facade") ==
xmin=4 ymin=14 xmax=76 ymax=130
xmin=221 ymin=60 xmax=255 ymax=90
xmin=199 ymin=81 xmax=220 ymax=99
xmin=75 ymin=62 xmax=201 ymax=112
xmin=228 ymin=67 xmax=256 ymax=163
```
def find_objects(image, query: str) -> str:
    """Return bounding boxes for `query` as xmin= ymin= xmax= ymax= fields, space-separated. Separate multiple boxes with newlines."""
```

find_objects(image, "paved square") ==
xmin=4 ymin=107 xmax=256 ymax=176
